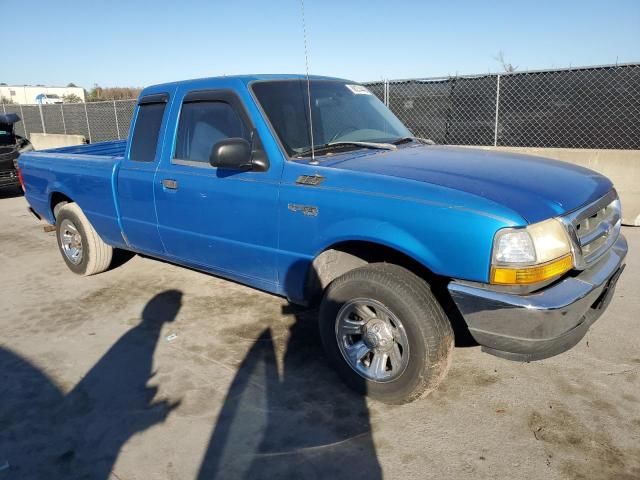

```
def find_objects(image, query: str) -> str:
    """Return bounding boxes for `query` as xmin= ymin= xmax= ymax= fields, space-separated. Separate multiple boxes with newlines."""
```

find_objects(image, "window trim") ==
xmin=138 ymin=93 xmax=169 ymax=105
xmin=171 ymin=89 xmax=267 ymax=171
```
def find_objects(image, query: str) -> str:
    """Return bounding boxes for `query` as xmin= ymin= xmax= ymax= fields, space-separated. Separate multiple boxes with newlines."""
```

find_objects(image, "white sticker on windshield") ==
xmin=345 ymin=84 xmax=372 ymax=95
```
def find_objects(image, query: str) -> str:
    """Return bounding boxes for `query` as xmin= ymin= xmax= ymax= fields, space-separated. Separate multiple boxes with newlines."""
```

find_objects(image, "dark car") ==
xmin=0 ymin=113 xmax=32 ymax=192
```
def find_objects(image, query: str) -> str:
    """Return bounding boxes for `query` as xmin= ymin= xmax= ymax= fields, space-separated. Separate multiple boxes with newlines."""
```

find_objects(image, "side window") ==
xmin=130 ymin=100 xmax=167 ymax=162
xmin=174 ymin=101 xmax=250 ymax=163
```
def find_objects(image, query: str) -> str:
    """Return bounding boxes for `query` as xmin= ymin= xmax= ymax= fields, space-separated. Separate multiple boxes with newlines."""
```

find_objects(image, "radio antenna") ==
xmin=300 ymin=0 xmax=316 ymax=163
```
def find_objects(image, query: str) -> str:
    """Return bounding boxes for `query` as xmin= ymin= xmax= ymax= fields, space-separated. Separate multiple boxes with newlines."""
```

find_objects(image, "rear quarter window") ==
xmin=129 ymin=101 xmax=167 ymax=162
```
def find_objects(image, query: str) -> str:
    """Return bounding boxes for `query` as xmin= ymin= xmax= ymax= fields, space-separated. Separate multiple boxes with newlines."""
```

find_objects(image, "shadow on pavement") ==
xmin=1 ymin=281 xmax=383 ymax=478
xmin=109 ymin=248 xmax=137 ymax=270
xmin=197 ymin=303 xmax=382 ymax=480
xmin=0 ymin=289 xmax=182 ymax=479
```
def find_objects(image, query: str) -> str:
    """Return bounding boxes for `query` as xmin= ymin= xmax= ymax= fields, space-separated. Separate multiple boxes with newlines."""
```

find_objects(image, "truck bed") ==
xmin=43 ymin=139 xmax=127 ymax=157
xmin=19 ymin=139 xmax=128 ymax=247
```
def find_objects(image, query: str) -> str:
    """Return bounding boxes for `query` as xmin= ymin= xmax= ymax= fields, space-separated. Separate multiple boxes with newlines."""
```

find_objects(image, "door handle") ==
xmin=162 ymin=179 xmax=178 ymax=190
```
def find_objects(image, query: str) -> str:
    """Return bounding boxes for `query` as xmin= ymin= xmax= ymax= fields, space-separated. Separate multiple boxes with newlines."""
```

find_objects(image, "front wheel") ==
xmin=55 ymin=203 xmax=113 ymax=276
xmin=319 ymin=263 xmax=454 ymax=404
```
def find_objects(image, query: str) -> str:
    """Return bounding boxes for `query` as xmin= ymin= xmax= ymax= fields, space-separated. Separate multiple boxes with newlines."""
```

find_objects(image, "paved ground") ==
xmin=0 ymin=190 xmax=639 ymax=480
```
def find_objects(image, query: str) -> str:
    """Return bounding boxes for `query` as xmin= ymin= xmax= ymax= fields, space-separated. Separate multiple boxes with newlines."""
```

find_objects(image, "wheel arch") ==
xmin=305 ymin=239 xmax=442 ymax=305
xmin=50 ymin=191 xmax=74 ymax=222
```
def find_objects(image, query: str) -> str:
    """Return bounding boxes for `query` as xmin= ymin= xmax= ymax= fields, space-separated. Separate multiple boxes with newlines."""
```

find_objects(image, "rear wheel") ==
xmin=55 ymin=203 xmax=113 ymax=276
xmin=53 ymin=200 xmax=68 ymax=220
xmin=319 ymin=263 xmax=454 ymax=404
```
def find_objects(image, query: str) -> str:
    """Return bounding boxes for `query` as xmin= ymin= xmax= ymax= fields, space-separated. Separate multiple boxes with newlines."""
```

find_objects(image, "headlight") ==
xmin=491 ymin=218 xmax=573 ymax=285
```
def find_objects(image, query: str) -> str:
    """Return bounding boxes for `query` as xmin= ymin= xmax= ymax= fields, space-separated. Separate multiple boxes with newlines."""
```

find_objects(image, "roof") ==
xmin=0 ymin=113 xmax=20 ymax=124
xmin=147 ymin=74 xmax=354 ymax=90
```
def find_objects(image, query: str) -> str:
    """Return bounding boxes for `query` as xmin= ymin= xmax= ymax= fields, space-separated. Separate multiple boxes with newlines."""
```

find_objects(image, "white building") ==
xmin=0 ymin=85 xmax=86 ymax=105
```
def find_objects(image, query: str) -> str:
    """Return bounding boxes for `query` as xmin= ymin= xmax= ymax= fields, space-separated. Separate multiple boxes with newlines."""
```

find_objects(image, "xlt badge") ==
xmin=296 ymin=174 xmax=325 ymax=186
xmin=288 ymin=204 xmax=319 ymax=217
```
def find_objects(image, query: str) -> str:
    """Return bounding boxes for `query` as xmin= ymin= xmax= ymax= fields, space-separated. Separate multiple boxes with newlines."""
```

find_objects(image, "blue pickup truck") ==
xmin=19 ymin=75 xmax=627 ymax=403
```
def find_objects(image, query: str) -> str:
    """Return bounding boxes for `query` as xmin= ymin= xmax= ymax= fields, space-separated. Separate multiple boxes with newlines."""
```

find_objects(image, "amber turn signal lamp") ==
xmin=490 ymin=254 xmax=573 ymax=285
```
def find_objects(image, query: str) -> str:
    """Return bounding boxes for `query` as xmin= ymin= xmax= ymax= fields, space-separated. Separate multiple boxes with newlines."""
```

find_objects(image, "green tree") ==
xmin=62 ymin=93 xmax=82 ymax=103
xmin=86 ymin=84 xmax=141 ymax=102
xmin=86 ymin=84 xmax=104 ymax=102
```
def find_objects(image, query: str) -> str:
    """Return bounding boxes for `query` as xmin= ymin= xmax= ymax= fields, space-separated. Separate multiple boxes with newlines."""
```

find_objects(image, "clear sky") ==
xmin=3 ymin=0 xmax=639 ymax=89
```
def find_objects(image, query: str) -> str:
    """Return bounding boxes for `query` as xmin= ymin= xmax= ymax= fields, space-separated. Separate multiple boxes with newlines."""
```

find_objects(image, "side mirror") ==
xmin=209 ymin=138 xmax=252 ymax=171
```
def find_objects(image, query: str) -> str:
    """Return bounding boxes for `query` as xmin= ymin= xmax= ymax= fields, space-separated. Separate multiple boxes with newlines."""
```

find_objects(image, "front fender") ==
xmin=317 ymin=217 xmax=438 ymax=272
xmin=279 ymin=206 xmax=513 ymax=303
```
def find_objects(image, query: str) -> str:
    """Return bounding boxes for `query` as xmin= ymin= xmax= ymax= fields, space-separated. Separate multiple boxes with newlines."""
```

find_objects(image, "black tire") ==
xmin=55 ymin=203 xmax=113 ymax=276
xmin=319 ymin=263 xmax=454 ymax=404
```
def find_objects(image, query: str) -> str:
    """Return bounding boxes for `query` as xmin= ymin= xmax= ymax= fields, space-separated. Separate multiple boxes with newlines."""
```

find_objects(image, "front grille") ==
xmin=562 ymin=190 xmax=621 ymax=269
xmin=0 ymin=170 xmax=16 ymax=179
xmin=0 ymin=147 xmax=19 ymax=162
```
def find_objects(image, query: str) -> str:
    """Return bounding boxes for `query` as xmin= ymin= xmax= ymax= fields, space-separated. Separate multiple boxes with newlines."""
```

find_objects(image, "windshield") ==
xmin=252 ymin=80 xmax=411 ymax=157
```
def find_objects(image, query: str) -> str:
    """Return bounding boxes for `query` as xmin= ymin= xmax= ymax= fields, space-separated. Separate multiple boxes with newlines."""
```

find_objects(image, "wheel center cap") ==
xmin=363 ymin=319 xmax=393 ymax=351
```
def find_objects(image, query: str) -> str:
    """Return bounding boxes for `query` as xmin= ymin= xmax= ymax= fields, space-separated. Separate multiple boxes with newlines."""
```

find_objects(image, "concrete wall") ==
xmin=467 ymin=146 xmax=640 ymax=226
xmin=30 ymin=133 xmax=86 ymax=150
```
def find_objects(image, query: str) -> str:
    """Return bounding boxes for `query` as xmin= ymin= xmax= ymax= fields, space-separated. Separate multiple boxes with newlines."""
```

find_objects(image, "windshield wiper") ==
xmin=392 ymin=136 xmax=435 ymax=145
xmin=296 ymin=141 xmax=397 ymax=158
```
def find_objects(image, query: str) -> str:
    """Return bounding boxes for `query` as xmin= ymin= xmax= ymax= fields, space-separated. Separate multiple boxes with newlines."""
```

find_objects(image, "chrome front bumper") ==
xmin=0 ymin=169 xmax=20 ymax=188
xmin=448 ymin=234 xmax=628 ymax=361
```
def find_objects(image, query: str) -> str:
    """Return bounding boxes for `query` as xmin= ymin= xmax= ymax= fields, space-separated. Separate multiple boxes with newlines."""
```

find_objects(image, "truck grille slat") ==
xmin=578 ymin=210 xmax=620 ymax=247
xmin=562 ymin=190 xmax=621 ymax=270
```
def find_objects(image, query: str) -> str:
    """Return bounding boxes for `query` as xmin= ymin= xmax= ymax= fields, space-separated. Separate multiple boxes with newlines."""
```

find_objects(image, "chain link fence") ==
xmin=365 ymin=63 xmax=640 ymax=149
xmin=0 ymin=99 xmax=136 ymax=143
xmin=1 ymin=63 xmax=638 ymax=149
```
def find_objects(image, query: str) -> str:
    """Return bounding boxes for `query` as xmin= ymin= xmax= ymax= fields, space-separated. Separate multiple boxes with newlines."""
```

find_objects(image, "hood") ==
xmin=319 ymin=146 xmax=612 ymax=223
